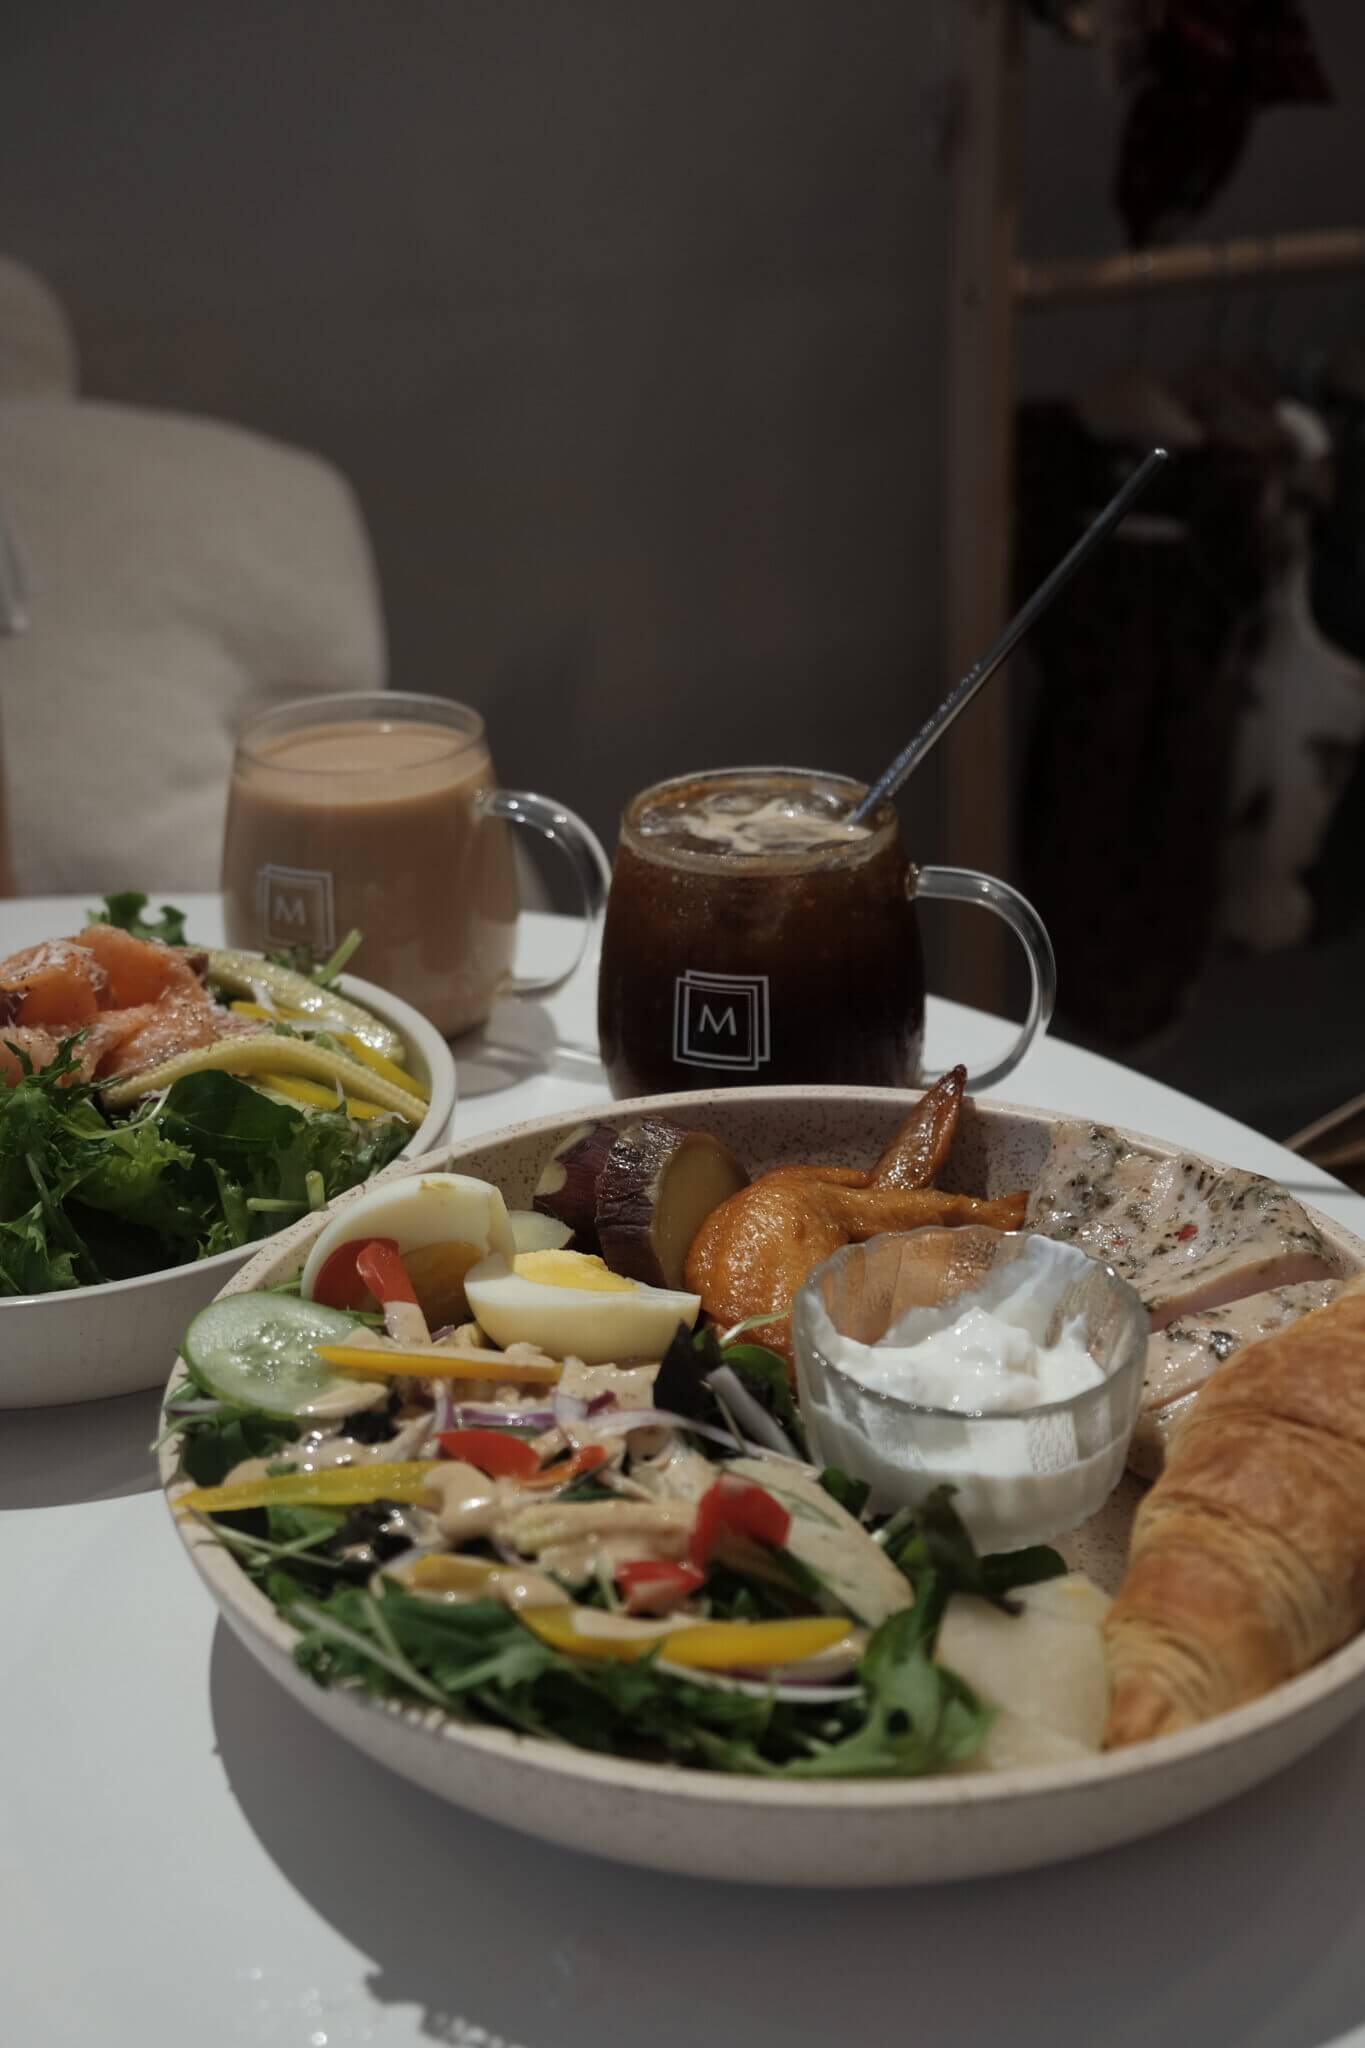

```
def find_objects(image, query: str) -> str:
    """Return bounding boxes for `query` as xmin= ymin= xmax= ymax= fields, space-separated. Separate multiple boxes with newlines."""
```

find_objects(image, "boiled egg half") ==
xmin=300 ymin=1173 xmax=516 ymax=1326
xmin=464 ymin=1249 xmax=700 ymax=1365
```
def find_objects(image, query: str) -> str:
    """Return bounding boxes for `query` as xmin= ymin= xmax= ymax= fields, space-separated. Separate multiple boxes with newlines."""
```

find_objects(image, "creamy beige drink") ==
xmin=222 ymin=698 xmax=518 ymax=1035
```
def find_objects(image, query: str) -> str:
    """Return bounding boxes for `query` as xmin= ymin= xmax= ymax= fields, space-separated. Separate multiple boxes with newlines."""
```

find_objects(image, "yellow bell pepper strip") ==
xmin=99 ymin=1032 xmax=425 ymax=1120
xmin=335 ymin=1031 xmax=429 ymax=1099
xmin=314 ymin=1344 xmax=562 ymax=1386
xmin=229 ymin=1003 xmax=429 ymax=1101
xmin=521 ymin=1608 xmax=853 ymax=1668
xmin=399 ymin=1553 xmax=499 ymax=1593
xmin=173 ymin=1461 xmax=439 ymax=1515
xmin=257 ymin=1071 xmax=392 ymax=1121
xmin=206 ymin=948 xmax=405 ymax=1060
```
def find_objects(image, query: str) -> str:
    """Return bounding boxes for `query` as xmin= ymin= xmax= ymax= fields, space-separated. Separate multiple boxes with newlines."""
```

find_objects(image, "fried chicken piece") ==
xmin=755 ymin=1067 xmax=966 ymax=1198
xmin=866 ymin=1064 xmax=966 ymax=1188
xmin=684 ymin=1072 xmax=1025 ymax=1370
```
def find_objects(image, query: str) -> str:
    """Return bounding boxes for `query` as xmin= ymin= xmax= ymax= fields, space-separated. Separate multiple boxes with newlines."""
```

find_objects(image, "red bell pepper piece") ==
xmin=355 ymin=1237 xmax=418 ymax=1305
xmin=312 ymin=1235 xmax=416 ymax=1310
xmin=689 ymin=1474 xmax=791 ymax=1571
xmin=311 ymin=1236 xmax=395 ymax=1310
xmin=436 ymin=1429 xmax=540 ymax=1480
xmin=522 ymin=1443 xmax=608 ymax=1492
xmin=614 ymin=1559 xmax=705 ymax=1615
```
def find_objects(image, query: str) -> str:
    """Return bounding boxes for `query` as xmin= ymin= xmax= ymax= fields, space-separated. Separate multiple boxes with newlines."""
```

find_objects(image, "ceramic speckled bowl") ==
xmin=1 ymin=971 xmax=456 ymax=1409
xmin=161 ymin=1087 xmax=1365 ymax=1887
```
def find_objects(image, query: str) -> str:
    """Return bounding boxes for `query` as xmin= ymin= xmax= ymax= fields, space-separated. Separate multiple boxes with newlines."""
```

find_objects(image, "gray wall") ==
xmin=3 ymin=1 xmax=1362 ymax=858
xmin=0 ymin=1 xmax=957 ymax=848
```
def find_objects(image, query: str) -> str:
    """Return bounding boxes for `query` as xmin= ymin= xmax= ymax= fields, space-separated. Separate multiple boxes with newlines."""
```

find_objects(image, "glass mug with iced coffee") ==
xmin=597 ymin=766 xmax=1055 ymax=1095
xmin=222 ymin=692 xmax=610 ymax=1036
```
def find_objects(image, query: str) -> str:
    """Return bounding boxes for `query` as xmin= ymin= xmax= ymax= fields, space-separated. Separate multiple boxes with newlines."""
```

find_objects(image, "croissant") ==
xmin=1104 ymin=1273 xmax=1365 ymax=1748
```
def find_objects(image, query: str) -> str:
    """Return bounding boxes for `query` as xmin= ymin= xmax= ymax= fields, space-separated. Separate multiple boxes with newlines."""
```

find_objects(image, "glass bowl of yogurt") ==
xmin=791 ymin=1226 xmax=1148 ymax=1551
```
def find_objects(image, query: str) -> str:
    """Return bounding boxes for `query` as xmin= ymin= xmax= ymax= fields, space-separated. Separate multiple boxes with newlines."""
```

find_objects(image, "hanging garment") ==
xmin=1017 ymin=403 xmax=1274 ymax=1045
xmin=1220 ymin=401 xmax=1365 ymax=951
xmin=1115 ymin=0 xmax=1331 ymax=248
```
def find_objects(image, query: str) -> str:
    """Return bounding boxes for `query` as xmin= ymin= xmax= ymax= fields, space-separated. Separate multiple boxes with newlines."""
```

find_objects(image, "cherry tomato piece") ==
xmin=614 ymin=1559 xmax=705 ymax=1615
xmin=689 ymin=1474 xmax=791 ymax=1570
xmin=436 ymin=1429 xmax=541 ymax=1480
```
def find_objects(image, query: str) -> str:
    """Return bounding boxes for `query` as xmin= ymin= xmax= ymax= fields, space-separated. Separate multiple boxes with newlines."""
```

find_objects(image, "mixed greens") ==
xmin=168 ymin=1290 xmax=1070 ymax=1781
xmin=1 ymin=1052 xmax=407 ymax=1294
xmin=0 ymin=896 xmax=411 ymax=1296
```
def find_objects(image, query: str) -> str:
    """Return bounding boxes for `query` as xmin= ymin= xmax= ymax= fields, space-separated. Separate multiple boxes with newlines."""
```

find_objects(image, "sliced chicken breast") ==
xmin=1027 ymin=1121 xmax=1337 ymax=1330
xmin=1129 ymin=1278 xmax=1343 ymax=1478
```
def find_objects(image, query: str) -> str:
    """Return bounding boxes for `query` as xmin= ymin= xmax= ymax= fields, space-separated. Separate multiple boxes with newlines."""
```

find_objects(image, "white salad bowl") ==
xmin=160 ymin=1087 xmax=1365 ymax=1888
xmin=1 ymin=969 xmax=456 ymax=1409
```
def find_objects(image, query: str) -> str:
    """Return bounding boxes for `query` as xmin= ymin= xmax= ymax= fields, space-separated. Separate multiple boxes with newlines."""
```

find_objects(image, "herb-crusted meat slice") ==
xmin=1130 ymin=1279 xmax=1343 ymax=1478
xmin=1027 ymin=1121 xmax=1337 ymax=1331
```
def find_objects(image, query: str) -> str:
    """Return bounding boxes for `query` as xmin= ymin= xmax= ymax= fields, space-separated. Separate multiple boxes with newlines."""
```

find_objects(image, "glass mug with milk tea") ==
xmin=597 ymin=766 xmax=1056 ymax=1095
xmin=222 ymin=692 xmax=611 ymax=1036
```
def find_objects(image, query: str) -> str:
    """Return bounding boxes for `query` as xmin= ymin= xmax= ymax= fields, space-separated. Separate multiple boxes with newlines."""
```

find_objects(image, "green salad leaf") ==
xmin=755 ymin=1608 xmax=991 ymax=1779
xmin=274 ymin=1573 xmax=994 ymax=1779
xmin=881 ymin=1486 xmax=1066 ymax=1617
xmin=88 ymin=891 xmax=189 ymax=947
xmin=818 ymin=1466 xmax=872 ymax=1518
xmin=0 ymin=1041 xmax=408 ymax=1293
xmin=653 ymin=1322 xmax=809 ymax=1459
xmin=0 ymin=1199 xmax=81 ymax=1295
xmin=264 ymin=928 xmax=363 ymax=989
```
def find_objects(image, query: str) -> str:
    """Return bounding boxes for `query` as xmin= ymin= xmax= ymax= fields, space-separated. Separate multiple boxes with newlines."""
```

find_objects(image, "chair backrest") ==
xmin=0 ymin=397 xmax=386 ymax=895
xmin=0 ymin=256 xmax=78 ymax=402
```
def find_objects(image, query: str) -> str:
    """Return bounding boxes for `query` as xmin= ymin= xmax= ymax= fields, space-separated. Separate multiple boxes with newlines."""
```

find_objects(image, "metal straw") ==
xmin=847 ymin=446 xmax=1170 ymax=825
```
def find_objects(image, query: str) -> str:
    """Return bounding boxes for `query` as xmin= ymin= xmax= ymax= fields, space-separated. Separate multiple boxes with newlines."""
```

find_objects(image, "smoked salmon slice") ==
xmin=76 ymin=924 xmax=204 ymax=1009
xmin=0 ymin=1025 xmax=61 ymax=1087
xmin=1 ymin=925 xmax=259 ymax=1090
xmin=97 ymin=995 xmax=258 ymax=1077
xmin=0 ymin=939 xmax=107 ymax=1027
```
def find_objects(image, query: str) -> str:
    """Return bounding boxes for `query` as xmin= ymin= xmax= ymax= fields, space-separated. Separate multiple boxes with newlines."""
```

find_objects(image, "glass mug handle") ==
xmin=480 ymin=789 xmax=614 ymax=999
xmin=913 ymin=865 xmax=1057 ymax=1092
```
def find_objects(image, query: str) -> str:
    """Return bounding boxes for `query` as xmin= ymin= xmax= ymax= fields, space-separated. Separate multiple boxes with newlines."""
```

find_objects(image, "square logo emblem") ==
xmin=673 ymin=970 xmax=771 ymax=1071
xmin=257 ymin=863 xmax=335 ymax=955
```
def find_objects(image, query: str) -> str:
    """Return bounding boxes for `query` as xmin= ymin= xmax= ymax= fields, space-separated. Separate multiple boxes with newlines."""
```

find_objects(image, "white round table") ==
xmin=5 ymin=895 xmax=1365 ymax=2048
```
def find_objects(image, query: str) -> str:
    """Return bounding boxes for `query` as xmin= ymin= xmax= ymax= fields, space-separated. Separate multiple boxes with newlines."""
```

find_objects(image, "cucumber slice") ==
xmin=181 ymin=1292 xmax=389 ymax=1419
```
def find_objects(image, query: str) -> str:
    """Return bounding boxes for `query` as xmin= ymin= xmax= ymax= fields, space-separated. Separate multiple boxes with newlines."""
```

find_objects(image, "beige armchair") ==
xmin=0 ymin=256 xmax=386 ymax=897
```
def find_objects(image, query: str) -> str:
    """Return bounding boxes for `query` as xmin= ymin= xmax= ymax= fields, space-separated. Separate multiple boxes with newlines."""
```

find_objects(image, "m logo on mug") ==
xmin=672 ymin=969 xmax=771 ymax=1072
xmin=257 ymin=863 xmax=335 ymax=954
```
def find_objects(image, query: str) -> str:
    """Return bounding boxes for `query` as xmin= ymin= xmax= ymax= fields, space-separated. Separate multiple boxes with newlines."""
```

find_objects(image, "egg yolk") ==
xmin=403 ymin=1239 xmax=489 ymax=1325
xmin=512 ymin=1251 xmax=638 ymax=1294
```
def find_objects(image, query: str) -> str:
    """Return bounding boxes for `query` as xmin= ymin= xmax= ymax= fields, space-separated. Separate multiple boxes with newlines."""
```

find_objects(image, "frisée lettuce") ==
xmin=0 ymin=1041 xmax=406 ymax=1295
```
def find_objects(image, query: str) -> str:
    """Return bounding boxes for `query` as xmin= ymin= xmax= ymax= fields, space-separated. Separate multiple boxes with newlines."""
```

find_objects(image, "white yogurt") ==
xmin=795 ymin=1235 xmax=1137 ymax=1552
xmin=834 ymin=1259 xmax=1105 ymax=1416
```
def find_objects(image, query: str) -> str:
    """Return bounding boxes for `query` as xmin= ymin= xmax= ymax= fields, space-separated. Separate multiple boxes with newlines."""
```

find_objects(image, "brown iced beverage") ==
xmin=598 ymin=767 xmax=925 ymax=1095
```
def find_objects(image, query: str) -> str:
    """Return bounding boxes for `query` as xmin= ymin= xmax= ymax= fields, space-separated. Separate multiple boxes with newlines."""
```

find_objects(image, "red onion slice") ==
xmin=445 ymin=1404 xmax=558 ymax=1430
xmin=575 ymin=1407 xmax=745 ymax=1452
xmin=653 ymin=1660 xmax=862 ymax=1703
xmin=707 ymin=1364 xmax=798 ymax=1459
